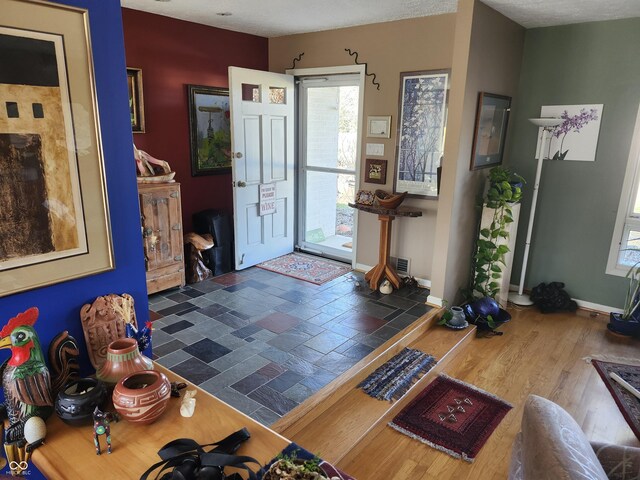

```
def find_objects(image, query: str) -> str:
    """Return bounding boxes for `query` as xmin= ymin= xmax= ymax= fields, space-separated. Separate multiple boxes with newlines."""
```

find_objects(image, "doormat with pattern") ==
xmin=357 ymin=348 xmax=437 ymax=402
xmin=257 ymin=253 xmax=350 ymax=285
xmin=389 ymin=374 xmax=512 ymax=462
xmin=592 ymin=359 xmax=640 ymax=440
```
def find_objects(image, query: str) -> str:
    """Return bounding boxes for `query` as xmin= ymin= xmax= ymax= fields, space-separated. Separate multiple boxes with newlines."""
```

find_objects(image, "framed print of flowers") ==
xmin=535 ymin=104 xmax=603 ymax=162
xmin=394 ymin=69 xmax=450 ymax=198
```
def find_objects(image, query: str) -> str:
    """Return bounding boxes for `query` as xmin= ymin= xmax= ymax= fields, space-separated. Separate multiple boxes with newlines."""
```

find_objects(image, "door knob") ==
xmin=235 ymin=152 xmax=243 ymax=159
xmin=237 ymin=181 xmax=247 ymax=187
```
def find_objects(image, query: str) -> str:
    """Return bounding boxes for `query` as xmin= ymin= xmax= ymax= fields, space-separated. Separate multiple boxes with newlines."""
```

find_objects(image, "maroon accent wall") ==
xmin=122 ymin=8 xmax=268 ymax=231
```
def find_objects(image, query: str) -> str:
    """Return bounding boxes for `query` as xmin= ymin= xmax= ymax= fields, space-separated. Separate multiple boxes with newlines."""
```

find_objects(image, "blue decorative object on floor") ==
xmin=357 ymin=347 xmax=437 ymax=401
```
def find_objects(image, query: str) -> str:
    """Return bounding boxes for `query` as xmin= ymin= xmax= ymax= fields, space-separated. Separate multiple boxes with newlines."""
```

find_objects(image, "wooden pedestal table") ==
xmin=349 ymin=203 xmax=422 ymax=290
xmin=32 ymin=364 xmax=289 ymax=479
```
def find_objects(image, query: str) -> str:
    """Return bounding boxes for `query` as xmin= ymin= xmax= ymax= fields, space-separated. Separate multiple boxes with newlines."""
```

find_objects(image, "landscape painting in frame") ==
xmin=1 ymin=0 xmax=113 ymax=297
xmin=395 ymin=70 xmax=449 ymax=198
xmin=535 ymin=104 xmax=604 ymax=161
xmin=188 ymin=85 xmax=232 ymax=176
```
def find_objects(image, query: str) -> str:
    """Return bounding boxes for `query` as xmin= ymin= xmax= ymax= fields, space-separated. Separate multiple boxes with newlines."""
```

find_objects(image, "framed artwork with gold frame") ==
xmin=0 ymin=0 xmax=114 ymax=297
xmin=127 ymin=67 xmax=145 ymax=133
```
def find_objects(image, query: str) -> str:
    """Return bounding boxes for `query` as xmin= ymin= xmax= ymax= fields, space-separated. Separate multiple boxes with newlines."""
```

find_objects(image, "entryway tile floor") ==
xmin=148 ymin=267 xmax=432 ymax=426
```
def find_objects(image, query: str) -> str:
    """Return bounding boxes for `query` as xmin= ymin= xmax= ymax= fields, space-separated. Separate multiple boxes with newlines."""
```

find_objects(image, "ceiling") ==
xmin=120 ymin=0 xmax=640 ymax=37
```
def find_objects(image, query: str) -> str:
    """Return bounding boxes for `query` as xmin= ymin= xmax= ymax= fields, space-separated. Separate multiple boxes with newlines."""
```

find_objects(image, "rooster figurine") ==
xmin=0 ymin=307 xmax=53 ymax=426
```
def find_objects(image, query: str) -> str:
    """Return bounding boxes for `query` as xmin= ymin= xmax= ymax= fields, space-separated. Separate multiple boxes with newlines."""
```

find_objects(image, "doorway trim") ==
xmin=287 ymin=65 xmax=365 ymax=269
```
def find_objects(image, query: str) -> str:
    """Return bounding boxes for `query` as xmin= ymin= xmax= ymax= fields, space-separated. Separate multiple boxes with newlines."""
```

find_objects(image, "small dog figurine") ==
xmin=93 ymin=406 xmax=117 ymax=455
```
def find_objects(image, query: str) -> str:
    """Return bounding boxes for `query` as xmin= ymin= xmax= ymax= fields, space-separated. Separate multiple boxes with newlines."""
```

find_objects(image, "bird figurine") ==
xmin=125 ymin=321 xmax=152 ymax=353
xmin=0 ymin=307 xmax=53 ymax=426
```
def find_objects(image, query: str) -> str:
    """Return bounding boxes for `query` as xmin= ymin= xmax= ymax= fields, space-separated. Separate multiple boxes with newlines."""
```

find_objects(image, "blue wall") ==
xmin=0 ymin=0 xmax=148 ymax=372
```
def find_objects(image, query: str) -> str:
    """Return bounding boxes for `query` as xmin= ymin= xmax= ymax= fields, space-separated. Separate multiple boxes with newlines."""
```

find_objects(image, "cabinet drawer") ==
xmin=146 ymin=270 xmax=185 ymax=295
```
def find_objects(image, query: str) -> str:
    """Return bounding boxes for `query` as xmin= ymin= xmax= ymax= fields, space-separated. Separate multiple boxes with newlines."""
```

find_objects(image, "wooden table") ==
xmin=349 ymin=203 xmax=422 ymax=290
xmin=32 ymin=365 xmax=290 ymax=478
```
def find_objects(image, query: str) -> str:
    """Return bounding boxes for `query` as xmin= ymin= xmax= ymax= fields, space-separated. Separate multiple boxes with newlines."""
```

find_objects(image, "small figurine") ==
xmin=93 ymin=406 xmax=117 ymax=455
xmin=170 ymin=381 xmax=187 ymax=398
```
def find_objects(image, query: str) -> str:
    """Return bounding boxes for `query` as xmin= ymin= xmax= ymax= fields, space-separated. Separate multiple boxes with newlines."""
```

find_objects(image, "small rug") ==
xmin=357 ymin=348 xmax=437 ymax=402
xmin=592 ymin=360 xmax=640 ymax=440
xmin=389 ymin=374 xmax=513 ymax=462
xmin=257 ymin=253 xmax=350 ymax=285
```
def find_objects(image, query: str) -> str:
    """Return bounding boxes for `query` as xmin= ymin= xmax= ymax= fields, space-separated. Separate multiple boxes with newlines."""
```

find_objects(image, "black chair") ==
xmin=192 ymin=209 xmax=233 ymax=276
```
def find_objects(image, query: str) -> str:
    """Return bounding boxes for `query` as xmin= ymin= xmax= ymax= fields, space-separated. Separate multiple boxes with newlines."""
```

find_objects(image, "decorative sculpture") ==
xmin=48 ymin=330 xmax=81 ymax=398
xmin=134 ymin=144 xmax=175 ymax=183
xmin=0 ymin=307 xmax=53 ymax=426
xmin=93 ymin=406 xmax=117 ymax=455
xmin=80 ymin=293 xmax=136 ymax=371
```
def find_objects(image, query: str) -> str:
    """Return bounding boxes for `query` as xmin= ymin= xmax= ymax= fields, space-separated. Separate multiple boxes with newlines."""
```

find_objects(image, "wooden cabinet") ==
xmin=138 ymin=183 xmax=185 ymax=294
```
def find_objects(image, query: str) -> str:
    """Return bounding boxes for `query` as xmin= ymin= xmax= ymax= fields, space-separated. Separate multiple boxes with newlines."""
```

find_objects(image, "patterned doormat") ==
xmin=389 ymin=374 xmax=512 ymax=462
xmin=592 ymin=360 xmax=640 ymax=440
xmin=357 ymin=348 xmax=437 ymax=402
xmin=257 ymin=253 xmax=351 ymax=285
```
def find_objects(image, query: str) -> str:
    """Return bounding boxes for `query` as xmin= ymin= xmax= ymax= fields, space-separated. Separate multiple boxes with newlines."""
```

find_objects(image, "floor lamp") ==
xmin=508 ymin=117 xmax=563 ymax=306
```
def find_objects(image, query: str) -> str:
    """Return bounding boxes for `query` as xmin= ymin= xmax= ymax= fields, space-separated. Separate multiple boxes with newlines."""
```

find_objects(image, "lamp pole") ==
xmin=508 ymin=117 xmax=563 ymax=306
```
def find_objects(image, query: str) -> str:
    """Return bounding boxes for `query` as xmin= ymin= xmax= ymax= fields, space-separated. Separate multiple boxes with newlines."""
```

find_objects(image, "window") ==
xmin=607 ymin=105 xmax=640 ymax=276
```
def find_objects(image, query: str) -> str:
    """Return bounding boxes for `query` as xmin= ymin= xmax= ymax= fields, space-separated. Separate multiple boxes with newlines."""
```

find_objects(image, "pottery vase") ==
xmin=55 ymin=377 xmax=108 ymax=426
xmin=448 ymin=306 xmax=467 ymax=326
xmin=113 ymin=370 xmax=171 ymax=425
xmin=96 ymin=338 xmax=153 ymax=387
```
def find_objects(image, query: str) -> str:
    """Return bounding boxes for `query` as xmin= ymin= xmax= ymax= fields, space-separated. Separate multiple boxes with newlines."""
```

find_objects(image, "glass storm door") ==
xmin=298 ymin=74 xmax=360 ymax=263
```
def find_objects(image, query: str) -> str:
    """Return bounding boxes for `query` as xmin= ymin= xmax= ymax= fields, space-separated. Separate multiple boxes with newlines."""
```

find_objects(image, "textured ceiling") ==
xmin=120 ymin=0 xmax=640 ymax=37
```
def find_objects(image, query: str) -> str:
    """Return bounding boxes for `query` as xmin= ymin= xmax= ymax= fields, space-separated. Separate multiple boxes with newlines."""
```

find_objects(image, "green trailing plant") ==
xmin=437 ymin=300 xmax=453 ymax=325
xmin=470 ymin=166 xmax=524 ymax=299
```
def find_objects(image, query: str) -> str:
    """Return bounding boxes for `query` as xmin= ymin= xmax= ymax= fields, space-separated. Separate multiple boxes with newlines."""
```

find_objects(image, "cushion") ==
xmin=521 ymin=395 xmax=608 ymax=480
xmin=591 ymin=442 xmax=640 ymax=480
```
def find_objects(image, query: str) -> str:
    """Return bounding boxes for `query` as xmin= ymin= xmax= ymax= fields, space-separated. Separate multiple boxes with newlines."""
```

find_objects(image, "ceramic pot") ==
xmin=448 ymin=307 xmax=467 ymax=326
xmin=96 ymin=338 xmax=153 ymax=387
xmin=113 ymin=370 xmax=171 ymax=425
xmin=55 ymin=378 xmax=108 ymax=426
xmin=608 ymin=312 xmax=640 ymax=337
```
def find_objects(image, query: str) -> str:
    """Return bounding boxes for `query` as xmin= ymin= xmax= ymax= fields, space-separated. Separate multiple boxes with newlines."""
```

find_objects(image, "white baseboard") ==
xmin=426 ymin=295 xmax=443 ymax=307
xmin=509 ymin=283 xmax=620 ymax=314
xmin=354 ymin=263 xmax=432 ymax=289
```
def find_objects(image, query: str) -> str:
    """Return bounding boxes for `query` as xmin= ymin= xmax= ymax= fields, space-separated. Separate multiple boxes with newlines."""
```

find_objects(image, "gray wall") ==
xmin=506 ymin=18 xmax=640 ymax=308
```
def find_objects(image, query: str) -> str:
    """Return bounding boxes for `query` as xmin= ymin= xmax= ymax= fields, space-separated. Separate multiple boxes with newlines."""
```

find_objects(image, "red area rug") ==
xmin=592 ymin=360 xmax=640 ymax=440
xmin=257 ymin=253 xmax=350 ymax=285
xmin=389 ymin=374 xmax=512 ymax=462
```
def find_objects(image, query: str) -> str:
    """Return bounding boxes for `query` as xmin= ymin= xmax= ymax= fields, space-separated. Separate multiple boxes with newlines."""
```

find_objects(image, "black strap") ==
xmin=139 ymin=428 xmax=257 ymax=480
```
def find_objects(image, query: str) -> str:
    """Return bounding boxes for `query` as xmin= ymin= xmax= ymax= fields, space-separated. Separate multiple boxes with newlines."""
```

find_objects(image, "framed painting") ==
xmin=536 ymin=104 xmax=603 ymax=161
xmin=188 ymin=85 xmax=232 ymax=176
xmin=394 ymin=69 xmax=450 ymax=198
xmin=365 ymin=158 xmax=387 ymax=184
xmin=0 ymin=0 xmax=113 ymax=297
xmin=470 ymin=92 xmax=511 ymax=170
xmin=127 ymin=67 xmax=145 ymax=133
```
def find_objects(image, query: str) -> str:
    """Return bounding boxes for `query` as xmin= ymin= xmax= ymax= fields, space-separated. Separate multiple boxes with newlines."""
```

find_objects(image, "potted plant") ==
xmin=609 ymin=255 xmax=640 ymax=337
xmin=469 ymin=166 xmax=524 ymax=300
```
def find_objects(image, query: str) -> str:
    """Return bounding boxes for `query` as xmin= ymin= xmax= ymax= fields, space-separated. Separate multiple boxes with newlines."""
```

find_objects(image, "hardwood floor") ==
xmin=279 ymin=307 xmax=639 ymax=480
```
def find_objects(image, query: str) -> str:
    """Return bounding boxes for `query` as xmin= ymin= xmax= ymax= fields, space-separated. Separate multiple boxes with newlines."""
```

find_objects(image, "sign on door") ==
xmin=259 ymin=183 xmax=276 ymax=216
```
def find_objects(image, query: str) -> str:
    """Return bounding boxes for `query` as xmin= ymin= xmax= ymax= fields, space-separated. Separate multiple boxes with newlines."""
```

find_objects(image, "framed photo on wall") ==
xmin=0 ymin=0 xmax=114 ymax=297
xmin=470 ymin=92 xmax=511 ymax=170
xmin=367 ymin=116 xmax=391 ymax=138
xmin=127 ymin=67 xmax=145 ymax=133
xmin=394 ymin=69 xmax=450 ymax=198
xmin=365 ymin=158 xmax=387 ymax=184
xmin=188 ymin=85 xmax=232 ymax=176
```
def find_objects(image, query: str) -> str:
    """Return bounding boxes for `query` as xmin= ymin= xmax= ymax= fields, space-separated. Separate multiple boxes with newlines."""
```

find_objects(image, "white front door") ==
xmin=229 ymin=67 xmax=295 ymax=270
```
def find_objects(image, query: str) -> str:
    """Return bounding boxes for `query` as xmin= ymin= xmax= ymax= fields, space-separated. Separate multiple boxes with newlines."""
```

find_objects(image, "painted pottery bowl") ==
xmin=113 ymin=370 xmax=171 ymax=425
xmin=55 ymin=378 xmax=108 ymax=426
xmin=96 ymin=338 xmax=153 ymax=387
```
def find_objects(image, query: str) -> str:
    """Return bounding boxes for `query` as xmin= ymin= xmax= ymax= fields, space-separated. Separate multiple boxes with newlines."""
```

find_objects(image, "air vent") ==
xmin=396 ymin=257 xmax=410 ymax=274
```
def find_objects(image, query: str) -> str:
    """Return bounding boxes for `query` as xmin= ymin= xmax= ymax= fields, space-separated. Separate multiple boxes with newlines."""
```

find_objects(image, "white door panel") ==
xmin=229 ymin=67 xmax=294 ymax=270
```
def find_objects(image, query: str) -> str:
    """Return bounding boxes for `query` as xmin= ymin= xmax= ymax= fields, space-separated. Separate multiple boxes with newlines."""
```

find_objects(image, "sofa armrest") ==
xmin=591 ymin=442 xmax=640 ymax=480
